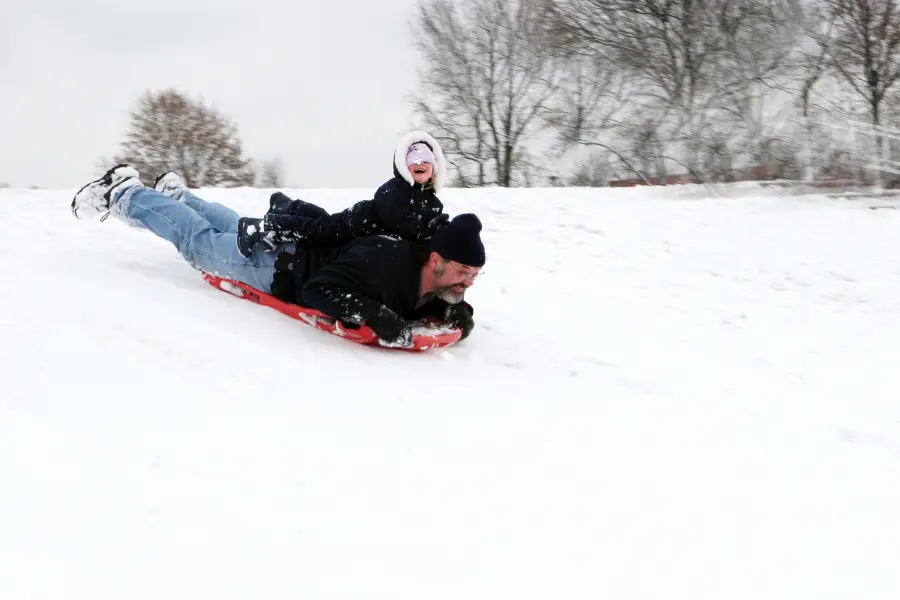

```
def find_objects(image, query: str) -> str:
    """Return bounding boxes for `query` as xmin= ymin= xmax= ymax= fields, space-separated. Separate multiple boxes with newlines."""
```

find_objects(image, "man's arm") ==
xmin=299 ymin=249 xmax=384 ymax=325
xmin=299 ymin=245 xmax=416 ymax=346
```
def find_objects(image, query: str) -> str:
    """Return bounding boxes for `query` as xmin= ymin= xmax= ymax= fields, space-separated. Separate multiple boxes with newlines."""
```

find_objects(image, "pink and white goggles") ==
xmin=407 ymin=143 xmax=436 ymax=169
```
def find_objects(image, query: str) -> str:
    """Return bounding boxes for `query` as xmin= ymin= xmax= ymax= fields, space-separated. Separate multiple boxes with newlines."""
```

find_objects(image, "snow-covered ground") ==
xmin=1 ymin=182 xmax=898 ymax=599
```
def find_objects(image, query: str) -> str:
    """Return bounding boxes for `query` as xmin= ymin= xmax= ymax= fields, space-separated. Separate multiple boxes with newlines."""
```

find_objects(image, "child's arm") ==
xmin=373 ymin=179 xmax=441 ymax=241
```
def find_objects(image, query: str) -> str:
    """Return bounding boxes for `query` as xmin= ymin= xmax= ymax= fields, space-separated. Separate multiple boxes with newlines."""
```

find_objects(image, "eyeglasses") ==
xmin=448 ymin=261 xmax=485 ymax=280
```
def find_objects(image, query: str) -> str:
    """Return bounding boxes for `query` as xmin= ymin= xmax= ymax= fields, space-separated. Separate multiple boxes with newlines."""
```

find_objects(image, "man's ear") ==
xmin=428 ymin=252 xmax=441 ymax=268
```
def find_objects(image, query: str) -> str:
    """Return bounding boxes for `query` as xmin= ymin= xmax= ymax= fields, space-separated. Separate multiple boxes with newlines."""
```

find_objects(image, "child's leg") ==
xmin=268 ymin=192 xmax=330 ymax=218
xmin=263 ymin=209 xmax=367 ymax=246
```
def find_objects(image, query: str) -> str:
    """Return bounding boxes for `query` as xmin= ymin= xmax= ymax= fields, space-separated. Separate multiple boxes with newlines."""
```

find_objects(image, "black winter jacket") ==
xmin=263 ymin=132 xmax=449 ymax=246
xmin=264 ymin=175 xmax=444 ymax=246
xmin=270 ymin=235 xmax=472 ymax=326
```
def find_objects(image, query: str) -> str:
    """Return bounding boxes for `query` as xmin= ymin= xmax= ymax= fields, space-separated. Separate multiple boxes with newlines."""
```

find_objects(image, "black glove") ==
xmin=445 ymin=303 xmax=475 ymax=339
xmin=424 ymin=213 xmax=450 ymax=237
xmin=366 ymin=305 xmax=413 ymax=347
xmin=236 ymin=217 xmax=277 ymax=258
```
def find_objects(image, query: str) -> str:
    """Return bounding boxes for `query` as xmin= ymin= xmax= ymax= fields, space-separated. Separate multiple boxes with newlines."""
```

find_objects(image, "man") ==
xmin=71 ymin=165 xmax=485 ymax=347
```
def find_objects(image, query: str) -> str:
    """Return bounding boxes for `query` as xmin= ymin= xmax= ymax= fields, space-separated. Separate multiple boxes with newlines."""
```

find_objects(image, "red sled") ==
xmin=201 ymin=272 xmax=462 ymax=351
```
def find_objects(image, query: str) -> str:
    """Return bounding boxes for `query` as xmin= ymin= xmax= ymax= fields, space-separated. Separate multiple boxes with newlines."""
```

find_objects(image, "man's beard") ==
xmin=434 ymin=285 xmax=465 ymax=304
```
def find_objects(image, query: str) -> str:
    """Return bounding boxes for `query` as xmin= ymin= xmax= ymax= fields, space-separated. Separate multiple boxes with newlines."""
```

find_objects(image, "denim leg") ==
xmin=173 ymin=188 xmax=241 ymax=234
xmin=111 ymin=185 xmax=289 ymax=294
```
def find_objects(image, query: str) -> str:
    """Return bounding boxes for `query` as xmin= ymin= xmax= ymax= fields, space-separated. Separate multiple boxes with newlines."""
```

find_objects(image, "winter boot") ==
xmin=236 ymin=217 xmax=278 ymax=258
xmin=153 ymin=171 xmax=187 ymax=198
xmin=267 ymin=191 xmax=329 ymax=218
xmin=71 ymin=164 xmax=141 ymax=219
xmin=268 ymin=192 xmax=294 ymax=215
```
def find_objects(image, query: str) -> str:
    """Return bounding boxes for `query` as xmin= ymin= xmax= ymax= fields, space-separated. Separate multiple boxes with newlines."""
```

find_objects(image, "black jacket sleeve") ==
xmin=373 ymin=179 xmax=439 ymax=241
xmin=299 ymin=246 xmax=387 ymax=325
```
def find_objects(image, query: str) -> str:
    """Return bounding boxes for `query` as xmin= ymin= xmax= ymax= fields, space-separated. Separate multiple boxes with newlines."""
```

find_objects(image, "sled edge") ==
xmin=201 ymin=272 xmax=462 ymax=351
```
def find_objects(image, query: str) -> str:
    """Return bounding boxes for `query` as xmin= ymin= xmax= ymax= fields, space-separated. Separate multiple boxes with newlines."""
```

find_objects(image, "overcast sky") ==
xmin=1 ymin=0 xmax=423 ymax=189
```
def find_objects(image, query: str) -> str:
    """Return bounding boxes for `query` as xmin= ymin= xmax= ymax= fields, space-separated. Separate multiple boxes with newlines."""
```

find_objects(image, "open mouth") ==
xmin=413 ymin=166 xmax=428 ymax=174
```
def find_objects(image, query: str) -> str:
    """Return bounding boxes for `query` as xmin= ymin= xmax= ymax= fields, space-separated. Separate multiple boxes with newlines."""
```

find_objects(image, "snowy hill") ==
xmin=1 ymin=183 xmax=898 ymax=599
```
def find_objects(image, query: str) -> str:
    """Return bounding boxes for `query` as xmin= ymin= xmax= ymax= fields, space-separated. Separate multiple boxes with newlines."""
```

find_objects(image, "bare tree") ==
xmin=821 ymin=0 xmax=900 ymax=184
xmin=569 ymin=150 xmax=614 ymax=186
xmin=409 ymin=0 xmax=561 ymax=187
xmin=824 ymin=0 xmax=900 ymax=127
xmin=112 ymin=88 xmax=255 ymax=187
xmin=554 ymin=1 xmax=725 ymax=164
xmin=546 ymin=0 xmax=801 ymax=182
xmin=781 ymin=1 xmax=838 ymax=181
xmin=546 ymin=2 xmax=704 ymax=179
xmin=793 ymin=2 xmax=835 ymax=121
xmin=257 ymin=158 xmax=285 ymax=187
xmin=715 ymin=1 xmax=802 ymax=158
xmin=540 ymin=47 xmax=647 ymax=180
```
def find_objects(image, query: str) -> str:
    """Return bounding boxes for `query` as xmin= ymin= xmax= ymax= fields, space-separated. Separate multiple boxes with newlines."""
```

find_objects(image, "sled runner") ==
xmin=201 ymin=272 xmax=462 ymax=351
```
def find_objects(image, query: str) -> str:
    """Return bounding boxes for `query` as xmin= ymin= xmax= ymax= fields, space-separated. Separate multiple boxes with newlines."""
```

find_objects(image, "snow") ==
xmin=1 ymin=182 xmax=899 ymax=599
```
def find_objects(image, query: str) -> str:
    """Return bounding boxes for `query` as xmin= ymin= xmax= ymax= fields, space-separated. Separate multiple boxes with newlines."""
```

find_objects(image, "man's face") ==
xmin=430 ymin=256 xmax=483 ymax=303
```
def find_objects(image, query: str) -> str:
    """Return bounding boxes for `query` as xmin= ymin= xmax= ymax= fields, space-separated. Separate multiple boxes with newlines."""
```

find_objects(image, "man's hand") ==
xmin=445 ymin=303 xmax=475 ymax=339
xmin=366 ymin=306 xmax=413 ymax=347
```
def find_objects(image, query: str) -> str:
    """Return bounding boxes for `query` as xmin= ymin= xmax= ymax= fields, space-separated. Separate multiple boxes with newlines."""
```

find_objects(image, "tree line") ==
xmin=110 ymin=0 xmax=900 ymax=188
xmin=411 ymin=0 xmax=900 ymax=187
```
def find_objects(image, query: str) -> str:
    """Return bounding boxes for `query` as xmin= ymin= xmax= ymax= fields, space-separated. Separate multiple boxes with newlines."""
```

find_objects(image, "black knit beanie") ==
xmin=429 ymin=213 xmax=486 ymax=267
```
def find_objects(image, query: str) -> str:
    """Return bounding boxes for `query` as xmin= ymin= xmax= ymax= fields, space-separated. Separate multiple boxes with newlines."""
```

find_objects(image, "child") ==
xmin=236 ymin=130 xmax=449 ymax=257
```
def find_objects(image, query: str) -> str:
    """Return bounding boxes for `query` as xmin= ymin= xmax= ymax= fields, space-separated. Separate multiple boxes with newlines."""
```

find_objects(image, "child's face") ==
xmin=408 ymin=162 xmax=433 ymax=184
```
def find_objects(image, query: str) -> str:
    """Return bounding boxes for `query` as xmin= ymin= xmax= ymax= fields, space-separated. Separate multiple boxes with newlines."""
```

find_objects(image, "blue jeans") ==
xmin=111 ymin=185 xmax=292 ymax=293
